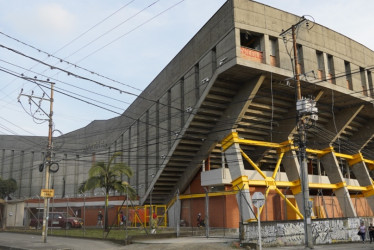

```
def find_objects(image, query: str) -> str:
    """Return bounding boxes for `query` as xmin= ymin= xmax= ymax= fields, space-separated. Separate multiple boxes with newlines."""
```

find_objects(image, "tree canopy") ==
xmin=79 ymin=152 xmax=135 ymax=230
xmin=0 ymin=178 xmax=17 ymax=200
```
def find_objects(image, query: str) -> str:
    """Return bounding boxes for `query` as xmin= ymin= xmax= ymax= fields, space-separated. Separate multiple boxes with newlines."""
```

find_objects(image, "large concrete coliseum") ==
xmin=1 ymin=0 xmax=374 ymax=229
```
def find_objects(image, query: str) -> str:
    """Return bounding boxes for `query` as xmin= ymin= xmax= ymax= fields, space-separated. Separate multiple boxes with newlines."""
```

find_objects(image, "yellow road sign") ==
xmin=40 ymin=189 xmax=54 ymax=198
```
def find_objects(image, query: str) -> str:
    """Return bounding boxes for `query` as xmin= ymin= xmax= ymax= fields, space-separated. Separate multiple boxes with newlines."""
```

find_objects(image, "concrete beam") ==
xmin=322 ymin=105 xmax=364 ymax=146
xmin=173 ymin=74 xmax=266 ymax=198
xmin=252 ymin=90 xmax=324 ymax=163
xmin=320 ymin=152 xmax=357 ymax=217
xmin=349 ymin=118 xmax=374 ymax=152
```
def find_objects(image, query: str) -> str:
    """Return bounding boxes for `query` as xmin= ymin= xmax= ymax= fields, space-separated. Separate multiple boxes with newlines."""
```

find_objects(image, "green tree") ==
xmin=79 ymin=152 xmax=135 ymax=230
xmin=0 ymin=178 xmax=17 ymax=200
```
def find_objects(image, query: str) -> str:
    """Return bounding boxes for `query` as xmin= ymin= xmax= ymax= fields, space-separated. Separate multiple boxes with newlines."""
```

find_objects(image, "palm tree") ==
xmin=79 ymin=152 xmax=136 ymax=230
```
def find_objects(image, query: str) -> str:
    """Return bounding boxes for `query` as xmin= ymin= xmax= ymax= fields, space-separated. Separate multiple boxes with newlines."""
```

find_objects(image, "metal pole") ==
xmin=258 ymin=207 xmax=262 ymax=250
xmin=83 ymin=194 xmax=86 ymax=236
xmin=125 ymin=186 xmax=129 ymax=244
xmin=205 ymin=188 xmax=209 ymax=238
xmin=292 ymin=25 xmax=313 ymax=249
xmin=42 ymin=83 xmax=54 ymax=243
xmin=176 ymin=190 xmax=180 ymax=237
xmin=150 ymin=187 xmax=153 ymax=231
xmin=65 ymin=196 xmax=68 ymax=236
xmin=239 ymin=189 xmax=243 ymax=241
xmin=37 ymin=195 xmax=40 ymax=230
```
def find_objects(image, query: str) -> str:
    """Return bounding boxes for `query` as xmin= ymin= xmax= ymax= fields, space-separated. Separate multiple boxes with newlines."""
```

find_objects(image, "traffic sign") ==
xmin=41 ymin=189 xmax=54 ymax=198
xmin=252 ymin=192 xmax=265 ymax=208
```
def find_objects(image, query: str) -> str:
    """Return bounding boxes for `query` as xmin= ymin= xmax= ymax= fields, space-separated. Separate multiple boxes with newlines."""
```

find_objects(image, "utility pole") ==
xmin=280 ymin=17 xmax=317 ymax=249
xmin=41 ymin=82 xmax=54 ymax=243
xmin=19 ymin=81 xmax=55 ymax=243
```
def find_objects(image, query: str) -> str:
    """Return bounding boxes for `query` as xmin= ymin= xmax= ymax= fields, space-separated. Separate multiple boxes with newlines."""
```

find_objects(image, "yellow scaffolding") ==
xmin=131 ymin=205 xmax=167 ymax=228
xmin=221 ymin=131 xmax=374 ymax=220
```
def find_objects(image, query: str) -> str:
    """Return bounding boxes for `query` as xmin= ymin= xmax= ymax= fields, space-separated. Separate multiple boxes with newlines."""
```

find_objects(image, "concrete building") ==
xmin=1 ymin=0 xmax=374 ymax=228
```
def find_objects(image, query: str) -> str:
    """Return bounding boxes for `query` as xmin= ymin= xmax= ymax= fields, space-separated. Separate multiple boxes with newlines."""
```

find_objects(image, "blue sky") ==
xmin=0 ymin=0 xmax=373 ymax=137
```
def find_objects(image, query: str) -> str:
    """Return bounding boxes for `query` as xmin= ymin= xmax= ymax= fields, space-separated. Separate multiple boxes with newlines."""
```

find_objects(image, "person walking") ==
xmin=97 ymin=211 xmax=103 ymax=228
xmin=369 ymin=223 xmax=374 ymax=243
xmin=197 ymin=213 xmax=205 ymax=227
xmin=359 ymin=221 xmax=366 ymax=243
xmin=120 ymin=211 xmax=126 ymax=226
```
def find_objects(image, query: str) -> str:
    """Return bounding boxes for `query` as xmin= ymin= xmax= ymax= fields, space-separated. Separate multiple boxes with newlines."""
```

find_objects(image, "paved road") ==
xmin=0 ymin=232 xmax=374 ymax=249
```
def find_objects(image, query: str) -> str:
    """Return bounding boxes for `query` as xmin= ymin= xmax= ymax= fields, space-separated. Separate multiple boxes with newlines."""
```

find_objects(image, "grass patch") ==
xmin=4 ymin=227 xmax=153 ymax=242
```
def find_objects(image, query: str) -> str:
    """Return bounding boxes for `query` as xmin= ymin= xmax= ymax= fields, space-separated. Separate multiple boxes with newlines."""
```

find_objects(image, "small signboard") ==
xmin=41 ymin=189 xmax=54 ymax=198
xmin=252 ymin=192 xmax=265 ymax=208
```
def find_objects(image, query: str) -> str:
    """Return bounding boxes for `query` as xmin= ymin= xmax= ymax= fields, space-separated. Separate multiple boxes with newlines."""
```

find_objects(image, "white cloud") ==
xmin=3 ymin=2 xmax=76 ymax=43
xmin=36 ymin=3 xmax=75 ymax=35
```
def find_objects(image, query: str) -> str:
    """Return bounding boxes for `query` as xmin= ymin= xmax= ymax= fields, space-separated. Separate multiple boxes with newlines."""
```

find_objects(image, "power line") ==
xmin=53 ymin=0 xmax=137 ymax=56
xmin=64 ymin=0 xmax=159 ymax=60
xmin=0 ymin=31 xmax=142 ymax=93
xmin=76 ymin=0 xmax=185 ymax=64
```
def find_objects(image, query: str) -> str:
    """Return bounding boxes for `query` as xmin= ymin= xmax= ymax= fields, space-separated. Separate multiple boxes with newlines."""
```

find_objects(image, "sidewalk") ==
xmin=263 ymin=242 xmax=374 ymax=250
xmin=1 ymin=232 xmax=374 ymax=250
xmin=0 ymin=232 xmax=124 ymax=250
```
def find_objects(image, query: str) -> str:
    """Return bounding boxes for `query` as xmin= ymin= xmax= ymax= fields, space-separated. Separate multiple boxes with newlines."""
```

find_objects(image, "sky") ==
xmin=0 ymin=0 xmax=373 ymax=137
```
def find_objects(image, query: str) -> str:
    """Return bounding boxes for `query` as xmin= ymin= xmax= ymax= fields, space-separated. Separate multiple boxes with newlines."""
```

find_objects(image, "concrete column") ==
xmin=350 ymin=161 xmax=374 ymax=213
xmin=224 ymin=143 xmax=255 ymax=221
xmin=263 ymin=34 xmax=270 ymax=65
xmin=322 ymin=53 xmax=329 ymax=81
xmin=282 ymin=150 xmax=304 ymax=215
xmin=320 ymin=152 xmax=356 ymax=217
xmin=364 ymin=70 xmax=369 ymax=95
xmin=225 ymin=143 xmax=246 ymax=180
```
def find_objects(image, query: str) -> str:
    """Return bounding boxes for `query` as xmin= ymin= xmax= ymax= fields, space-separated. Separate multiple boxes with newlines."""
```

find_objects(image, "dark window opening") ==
xmin=240 ymin=30 xmax=264 ymax=63
xmin=327 ymin=54 xmax=335 ymax=84
xmin=368 ymin=70 xmax=374 ymax=97
xmin=270 ymin=36 xmax=278 ymax=66
xmin=316 ymin=51 xmax=325 ymax=80
xmin=345 ymin=61 xmax=352 ymax=90
xmin=240 ymin=30 xmax=262 ymax=51
xmin=360 ymin=67 xmax=368 ymax=96
xmin=296 ymin=44 xmax=304 ymax=74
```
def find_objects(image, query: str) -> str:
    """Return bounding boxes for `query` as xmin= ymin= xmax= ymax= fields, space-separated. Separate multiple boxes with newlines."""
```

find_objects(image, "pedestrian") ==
xmin=197 ymin=213 xmax=205 ymax=227
xmin=97 ymin=211 xmax=103 ymax=228
xmin=120 ymin=211 xmax=126 ymax=226
xmin=150 ymin=212 xmax=158 ymax=234
xmin=369 ymin=223 xmax=374 ymax=243
xmin=358 ymin=221 xmax=366 ymax=243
